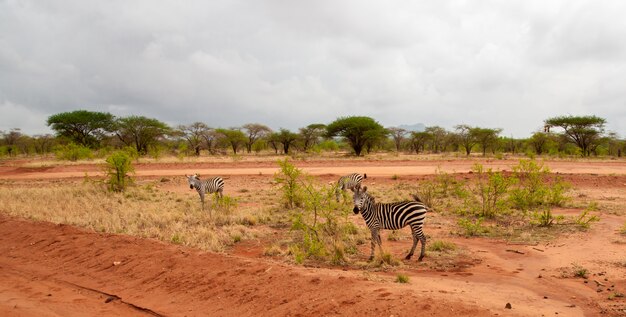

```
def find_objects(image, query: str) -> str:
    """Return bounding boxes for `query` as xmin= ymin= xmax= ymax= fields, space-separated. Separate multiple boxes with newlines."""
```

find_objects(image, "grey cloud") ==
xmin=1 ymin=0 xmax=625 ymax=137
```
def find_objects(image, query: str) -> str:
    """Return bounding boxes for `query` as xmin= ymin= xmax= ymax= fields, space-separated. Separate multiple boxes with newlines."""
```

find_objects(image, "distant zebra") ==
xmin=352 ymin=186 xmax=428 ymax=261
xmin=335 ymin=173 xmax=367 ymax=202
xmin=186 ymin=174 xmax=225 ymax=212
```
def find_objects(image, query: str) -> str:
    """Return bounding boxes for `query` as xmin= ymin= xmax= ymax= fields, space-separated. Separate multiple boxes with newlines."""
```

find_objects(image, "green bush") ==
xmin=54 ymin=143 xmax=93 ymax=161
xmin=395 ymin=274 xmax=409 ymax=283
xmin=468 ymin=164 xmax=512 ymax=218
xmin=274 ymin=158 xmax=303 ymax=208
xmin=458 ymin=217 xmax=489 ymax=236
xmin=104 ymin=151 xmax=134 ymax=192
xmin=427 ymin=240 xmax=457 ymax=252
xmin=509 ymin=159 xmax=570 ymax=211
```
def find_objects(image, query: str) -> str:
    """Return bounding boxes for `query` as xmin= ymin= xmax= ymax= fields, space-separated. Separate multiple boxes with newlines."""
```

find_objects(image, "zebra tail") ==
xmin=411 ymin=194 xmax=433 ymax=212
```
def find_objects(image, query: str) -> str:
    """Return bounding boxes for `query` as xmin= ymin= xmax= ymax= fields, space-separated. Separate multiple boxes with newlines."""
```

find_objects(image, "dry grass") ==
xmin=0 ymin=180 xmax=270 ymax=252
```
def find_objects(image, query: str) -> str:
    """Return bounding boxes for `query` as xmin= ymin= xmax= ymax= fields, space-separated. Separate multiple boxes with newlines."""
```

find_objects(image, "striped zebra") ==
xmin=335 ymin=173 xmax=367 ymax=202
xmin=186 ymin=174 xmax=225 ymax=212
xmin=352 ymin=186 xmax=428 ymax=261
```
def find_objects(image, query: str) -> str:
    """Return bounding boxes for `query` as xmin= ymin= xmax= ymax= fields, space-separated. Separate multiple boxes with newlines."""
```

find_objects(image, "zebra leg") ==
xmin=418 ymin=234 xmax=426 ymax=261
xmin=200 ymin=192 xmax=205 ymax=211
xmin=368 ymin=229 xmax=378 ymax=261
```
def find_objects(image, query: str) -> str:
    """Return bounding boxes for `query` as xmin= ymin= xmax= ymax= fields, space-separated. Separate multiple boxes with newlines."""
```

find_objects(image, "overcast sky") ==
xmin=1 ymin=0 xmax=625 ymax=137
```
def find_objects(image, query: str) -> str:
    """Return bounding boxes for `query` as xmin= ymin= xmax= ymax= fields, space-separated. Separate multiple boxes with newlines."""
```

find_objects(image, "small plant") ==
xmin=458 ymin=217 xmax=489 ymax=237
xmin=171 ymin=233 xmax=183 ymax=244
xmin=468 ymin=164 xmax=511 ymax=218
xmin=427 ymin=240 xmax=457 ymax=252
xmin=530 ymin=208 xmax=556 ymax=227
xmin=608 ymin=292 xmax=624 ymax=300
xmin=104 ymin=151 xmax=134 ymax=192
xmin=395 ymin=274 xmax=410 ymax=284
xmin=216 ymin=195 xmax=238 ymax=214
xmin=372 ymin=252 xmax=401 ymax=267
xmin=572 ymin=264 xmax=588 ymax=278
xmin=574 ymin=210 xmax=600 ymax=229
xmin=620 ymin=222 xmax=626 ymax=235
xmin=274 ymin=158 xmax=303 ymax=208
xmin=391 ymin=174 xmax=399 ymax=180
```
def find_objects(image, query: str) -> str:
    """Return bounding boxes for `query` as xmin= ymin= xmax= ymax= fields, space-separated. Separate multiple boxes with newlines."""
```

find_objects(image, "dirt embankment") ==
xmin=0 ymin=216 xmax=492 ymax=317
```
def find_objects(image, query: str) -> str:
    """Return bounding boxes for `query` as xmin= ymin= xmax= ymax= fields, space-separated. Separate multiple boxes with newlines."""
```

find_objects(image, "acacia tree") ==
xmin=473 ymin=127 xmax=502 ymax=156
xmin=200 ymin=128 xmax=220 ymax=154
xmin=46 ymin=110 xmax=115 ymax=147
xmin=455 ymin=124 xmax=478 ymax=156
xmin=216 ymin=128 xmax=247 ymax=154
xmin=1 ymin=128 xmax=23 ymax=156
xmin=242 ymin=123 xmax=272 ymax=153
xmin=178 ymin=122 xmax=210 ymax=156
xmin=114 ymin=116 xmax=171 ymax=154
xmin=545 ymin=115 xmax=606 ymax=156
xmin=325 ymin=116 xmax=387 ymax=156
xmin=388 ymin=127 xmax=407 ymax=152
xmin=528 ymin=131 xmax=551 ymax=155
xmin=409 ymin=131 xmax=430 ymax=154
xmin=299 ymin=123 xmax=326 ymax=152
xmin=425 ymin=126 xmax=448 ymax=153
xmin=275 ymin=128 xmax=299 ymax=154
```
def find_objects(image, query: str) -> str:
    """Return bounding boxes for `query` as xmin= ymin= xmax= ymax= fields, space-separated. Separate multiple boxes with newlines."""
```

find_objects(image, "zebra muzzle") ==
xmin=352 ymin=206 xmax=359 ymax=214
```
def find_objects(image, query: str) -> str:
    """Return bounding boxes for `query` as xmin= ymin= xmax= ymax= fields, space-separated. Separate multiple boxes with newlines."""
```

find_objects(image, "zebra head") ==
xmin=352 ymin=186 xmax=371 ymax=214
xmin=186 ymin=174 xmax=200 ymax=189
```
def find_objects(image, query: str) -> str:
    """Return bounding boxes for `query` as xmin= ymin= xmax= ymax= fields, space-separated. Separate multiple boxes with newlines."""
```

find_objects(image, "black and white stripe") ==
xmin=352 ymin=186 xmax=427 ymax=261
xmin=336 ymin=173 xmax=367 ymax=202
xmin=186 ymin=174 xmax=225 ymax=211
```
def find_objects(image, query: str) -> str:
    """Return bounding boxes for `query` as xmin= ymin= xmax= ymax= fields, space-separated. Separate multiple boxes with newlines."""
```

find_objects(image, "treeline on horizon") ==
xmin=0 ymin=110 xmax=623 ymax=160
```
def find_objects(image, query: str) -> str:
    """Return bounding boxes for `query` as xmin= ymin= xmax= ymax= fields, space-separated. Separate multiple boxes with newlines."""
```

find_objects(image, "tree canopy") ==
xmin=242 ymin=123 xmax=272 ymax=153
xmin=545 ymin=115 xmax=606 ymax=156
xmin=46 ymin=110 xmax=115 ymax=147
xmin=114 ymin=116 xmax=171 ymax=154
xmin=325 ymin=116 xmax=387 ymax=156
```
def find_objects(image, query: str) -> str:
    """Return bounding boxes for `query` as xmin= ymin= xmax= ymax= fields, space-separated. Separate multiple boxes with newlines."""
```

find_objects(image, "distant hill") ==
xmin=396 ymin=123 xmax=426 ymax=132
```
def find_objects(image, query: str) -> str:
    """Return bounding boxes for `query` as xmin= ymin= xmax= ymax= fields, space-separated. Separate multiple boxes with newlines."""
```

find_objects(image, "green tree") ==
xmin=473 ymin=127 xmax=502 ymax=156
xmin=299 ymin=123 xmax=326 ymax=152
xmin=114 ymin=116 xmax=171 ymax=155
xmin=275 ymin=128 xmax=299 ymax=154
xmin=424 ymin=126 xmax=448 ymax=153
xmin=325 ymin=116 xmax=387 ymax=156
xmin=545 ymin=115 xmax=606 ymax=156
xmin=46 ymin=110 xmax=115 ymax=147
xmin=388 ymin=127 xmax=408 ymax=152
xmin=528 ymin=131 xmax=552 ymax=155
xmin=455 ymin=124 xmax=478 ymax=156
xmin=242 ymin=123 xmax=272 ymax=153
xmin=216 ymin=128 xmax=247 ymax=154
xmin=409 ymin=131 xmax=430 ymax=154
xmin=178 ymin=122 xmax=210 ymax=156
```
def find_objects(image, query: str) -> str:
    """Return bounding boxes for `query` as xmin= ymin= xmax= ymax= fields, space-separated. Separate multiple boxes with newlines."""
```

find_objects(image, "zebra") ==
xmin=186 ymin=174 xmax=225 ymax=212
xmin=335 ymin=173 xmax=367 ymax=202
xmin=352 ymin=186 xmax=428 ymax=261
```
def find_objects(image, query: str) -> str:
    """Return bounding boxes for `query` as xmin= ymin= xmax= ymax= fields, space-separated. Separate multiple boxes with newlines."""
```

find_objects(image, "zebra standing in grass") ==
xmin=186 ymin=174 xmax=225 ymax=212
xmin=352 ymin=186 xmax=428 ymax=261
xmin=335 ymin=173 xmax=367 ymax=202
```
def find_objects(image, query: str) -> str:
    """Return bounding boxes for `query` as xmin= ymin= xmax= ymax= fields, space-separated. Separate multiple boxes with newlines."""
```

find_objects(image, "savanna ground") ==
xmin=0 ymin=153 xmax=625 ymax=316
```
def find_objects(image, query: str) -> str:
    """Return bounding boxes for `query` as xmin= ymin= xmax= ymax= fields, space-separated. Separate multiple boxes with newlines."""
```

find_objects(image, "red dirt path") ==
xmin=1 ymin=157 xmax=625 ymax=316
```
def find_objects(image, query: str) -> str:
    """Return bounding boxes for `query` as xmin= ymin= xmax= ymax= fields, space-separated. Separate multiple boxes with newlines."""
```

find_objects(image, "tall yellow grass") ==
xmin=0 ymin=182 xmax=269 ymax=252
